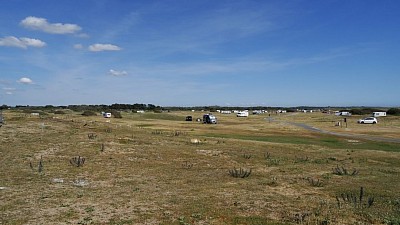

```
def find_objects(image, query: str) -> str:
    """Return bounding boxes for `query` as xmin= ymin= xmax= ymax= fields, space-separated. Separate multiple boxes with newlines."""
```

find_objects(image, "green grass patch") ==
xmin=130 ymin=113 xmax=183 ymax=121
xmin=204 ymin=133 xmax=400 ymax=152
xmin=136 ymin=124 xmax=154 ymax=127
xmin=232 ymin=216 xmax=287 ymax=225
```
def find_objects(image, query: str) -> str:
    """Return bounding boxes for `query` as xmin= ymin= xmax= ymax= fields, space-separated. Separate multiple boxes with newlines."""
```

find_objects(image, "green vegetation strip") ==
xmin=204 ymin=133 xmax=400 ymax=152
xmin=133 ymin=113 xmax=183 ymax=121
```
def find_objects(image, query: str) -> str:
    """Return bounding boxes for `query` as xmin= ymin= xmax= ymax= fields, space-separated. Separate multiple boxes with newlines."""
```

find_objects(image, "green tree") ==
xmin=387 ymin=108 xmax=400 ymax=115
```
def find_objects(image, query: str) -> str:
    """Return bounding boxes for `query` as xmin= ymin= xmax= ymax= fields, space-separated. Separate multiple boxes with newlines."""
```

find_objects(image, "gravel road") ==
xmin=272 ymin=118 xmax=400 ymax=144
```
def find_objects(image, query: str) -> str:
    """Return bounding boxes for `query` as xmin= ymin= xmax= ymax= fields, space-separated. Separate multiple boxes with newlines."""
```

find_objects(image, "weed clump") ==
xmin=336 ymin=187 xmax=374 ymax=209
xmin=70 ymin=156 xmax=85 ymax=167
xmin=242 ymin=154 xmax=252 ymax=159
xmin=181 ymin=161 xmax=193 ymax=169
xmin=87 ymin=133 xmax=97 ymax=140
xmin=29 ymin=156 xmax=44 ymax=174
xmin=308 ymin=177 xmax=323 ymax=187
xmin=333 ymin=165 xmax=359 ymax=176
xmin=229 ymin=168 xmax=252 ymax=178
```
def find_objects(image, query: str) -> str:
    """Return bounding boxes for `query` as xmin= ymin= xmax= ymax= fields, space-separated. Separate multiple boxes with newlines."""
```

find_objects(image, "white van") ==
xmin=102 ymin=112 xmax=112 ymax=118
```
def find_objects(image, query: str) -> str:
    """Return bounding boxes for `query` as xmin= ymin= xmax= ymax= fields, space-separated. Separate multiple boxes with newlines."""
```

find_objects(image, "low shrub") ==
xmin=81 ymin=111 xmax=97 ymax=116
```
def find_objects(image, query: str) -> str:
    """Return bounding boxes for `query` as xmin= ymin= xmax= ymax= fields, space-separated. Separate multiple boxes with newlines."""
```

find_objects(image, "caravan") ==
xmin=372 ymin=112 xmax=386 ymax=117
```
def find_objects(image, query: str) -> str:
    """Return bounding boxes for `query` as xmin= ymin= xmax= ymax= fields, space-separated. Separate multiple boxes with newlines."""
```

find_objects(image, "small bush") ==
xmin=81 ymin=111 xmax=97 ymax=116
xmin=387 ymin=108 xmax=400 ymax=115
xmin=111 ymin=110 xmax=122 ymax=118
xmin=54 ymin=110 xmax=66 ymax=114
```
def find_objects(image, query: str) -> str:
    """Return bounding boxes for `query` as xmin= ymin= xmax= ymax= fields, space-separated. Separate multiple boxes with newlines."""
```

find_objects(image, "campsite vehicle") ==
xmin=185 ymin=116 xmax=193 ymax=121
xmin=372 ymin=112 xmax=386 ymax=117
xmin=237 ymin=111 xmax=249 ymax=117
xmin=203 ymin=114 xmax=217 ymax=124
xmin=358 ymin=117 xmax=377 ymax=124
xmin=0 ymin=111 xmax=3 ymax=127
xmin=336 ymin=111 xmax=352 ymax=116
xmin=102 ymin=112 xmax=112 ymax=118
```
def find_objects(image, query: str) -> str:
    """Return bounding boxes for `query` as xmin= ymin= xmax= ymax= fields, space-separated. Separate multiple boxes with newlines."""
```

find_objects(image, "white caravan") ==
xmin=372 ymin=112 xmax=386 ymax=117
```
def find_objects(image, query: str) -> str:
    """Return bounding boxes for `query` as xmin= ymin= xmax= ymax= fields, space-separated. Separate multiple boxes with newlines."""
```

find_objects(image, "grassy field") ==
xmin=1 ymin=110 xmax=400 ymax=224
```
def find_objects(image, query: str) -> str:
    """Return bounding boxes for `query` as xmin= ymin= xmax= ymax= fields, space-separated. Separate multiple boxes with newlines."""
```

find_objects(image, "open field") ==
xmin=1 ymin=110 xmax=400 ymax=224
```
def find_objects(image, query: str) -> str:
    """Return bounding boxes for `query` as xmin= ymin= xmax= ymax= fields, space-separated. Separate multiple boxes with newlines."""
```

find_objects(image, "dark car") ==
xmin=185 ymin=116 xmax=193 ymax=121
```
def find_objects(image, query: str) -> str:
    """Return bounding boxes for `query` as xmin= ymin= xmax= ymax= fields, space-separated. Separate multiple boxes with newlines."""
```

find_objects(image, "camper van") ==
xmin=237 ymin=111 xmax=249 ymax=117
xmin=102 ymin=112 xmax=112 ymax=118
xmin=203 ymin=114 xmax=217 ymax=124
xmin=372 ymin=112 xmax=386 ymax=117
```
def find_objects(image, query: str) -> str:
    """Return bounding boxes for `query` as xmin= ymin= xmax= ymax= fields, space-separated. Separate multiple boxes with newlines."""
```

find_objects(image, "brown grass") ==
xmin=1 ymin=110 xmax=400 ymax=224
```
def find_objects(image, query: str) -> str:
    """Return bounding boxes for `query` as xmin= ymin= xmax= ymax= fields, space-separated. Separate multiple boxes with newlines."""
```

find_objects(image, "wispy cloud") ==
xmin=3 ymin=87 xmax=16 ymax=91
xmin=88 ymin=44 xmax=121 ymax=52
xmin=2 ymin=87 xmax=15 ymax=95
xmin=109 ymin=69 xmax=128 ymax=76
xmin=73 ymin=44 xmax=83 ymax=49
xmin=20 ymin=16 xmax=82 ymax=34
xmin=124 ymin=45 xmax=363 ymax=78
xmin=0 ymin=36 xmax=46 ymax=49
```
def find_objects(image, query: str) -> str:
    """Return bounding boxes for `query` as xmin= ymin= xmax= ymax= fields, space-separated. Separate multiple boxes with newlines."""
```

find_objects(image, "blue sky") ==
xmin=0 ymin=0 xmax=399 ymax=107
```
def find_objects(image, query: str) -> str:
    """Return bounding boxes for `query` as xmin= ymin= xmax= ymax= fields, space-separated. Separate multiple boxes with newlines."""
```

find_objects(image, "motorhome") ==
xmin=102 ymin=112 xmax=112 ymax=118
xmin=372 ymin=112 xmax=386 ymax=117
xmin=237 ymin=111 xmax=249 ymax=117
xmin=203 ymin=114 xmax=217 ymax=124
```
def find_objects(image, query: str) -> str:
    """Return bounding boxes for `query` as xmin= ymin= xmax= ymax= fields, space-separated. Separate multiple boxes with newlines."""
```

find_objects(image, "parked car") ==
xmin=185 ymin=116 xmax=193 ymax=121
xmin=358 ymin=117 xmax=377 ymax=124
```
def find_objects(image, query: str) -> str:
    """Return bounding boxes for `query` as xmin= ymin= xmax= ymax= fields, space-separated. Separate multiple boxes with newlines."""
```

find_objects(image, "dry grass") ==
xmin=1 ymin=110 xmax=400 ymax=224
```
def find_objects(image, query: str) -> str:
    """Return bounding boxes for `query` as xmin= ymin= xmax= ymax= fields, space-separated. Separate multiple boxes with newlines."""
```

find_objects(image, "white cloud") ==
xmin=88 ymin=44 xmax=121 ymax=52
xmin=0 ymin=36 xmax=46 ymax=49
xmin=6 ymin=92 xmax=13 ymax=95
xmin=17 ymin=77 xmax=34 ymax=84
xmin=20 ymin=16 xmax=82 ymax=34
xmin=109 ymin=69 xmax=128 ymax=76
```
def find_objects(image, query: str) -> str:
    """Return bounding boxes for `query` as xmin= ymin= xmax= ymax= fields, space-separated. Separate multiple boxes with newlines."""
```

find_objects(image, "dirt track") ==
xmin=283 ymin=121 xmax=400 ymax=144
